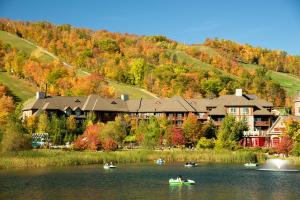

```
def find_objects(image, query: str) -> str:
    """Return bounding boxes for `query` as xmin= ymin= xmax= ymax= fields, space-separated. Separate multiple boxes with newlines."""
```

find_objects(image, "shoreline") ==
xmin=0 ymin=149 xmax=267 ymax=169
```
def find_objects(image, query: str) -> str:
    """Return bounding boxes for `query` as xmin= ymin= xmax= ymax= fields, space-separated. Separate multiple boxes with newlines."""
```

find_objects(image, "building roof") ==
xmin=22 ymin=92 xmax=274 ymax=117
xmin=126 ymin=97 xmax=196 ymax=113
xmin=253 ymin=107 xmax=273 ymax=116
xmin=268 ymin=115 xmax=300 ymax=135
xmin=82 ymin=95 xmax=127 ymax=112
xmin=208 ymin=106 xmax=227 ymax=115
xmin=22 ymin=96 xmax=86 ymax=111
xmin=186 ymin=99 xmax=211 ymax=112
xmin=213 ymin=95 xmax=256 ymax=107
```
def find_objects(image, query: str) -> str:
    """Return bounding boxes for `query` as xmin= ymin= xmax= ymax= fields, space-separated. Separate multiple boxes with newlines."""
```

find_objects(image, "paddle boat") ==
xmin=244 ymin=162 xmax=258 ymax=167
xmin=184 ymin=162 xmax=198 ymax=168
xmin=156 ymin=158 xmax=165 ymax=165
xmin=103 ymin=163 xmax=117 ymax=169
xmin=169 ymin=177 xmax=196 ymax=186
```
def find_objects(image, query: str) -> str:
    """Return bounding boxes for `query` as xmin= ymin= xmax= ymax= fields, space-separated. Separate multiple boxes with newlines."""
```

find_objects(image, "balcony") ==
xmin=243 ymin=130 xmax=267 ymax=137
xmin=254 ymin=121 xmax=270 ymax=127
xmin=167 ymin=116 xmax=184 ymax=121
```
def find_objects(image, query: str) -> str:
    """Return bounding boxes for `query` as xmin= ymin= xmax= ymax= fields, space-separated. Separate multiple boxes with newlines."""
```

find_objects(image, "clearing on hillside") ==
xmin=241 ymin=64 xmax=300 ymax=97
xmin=0 ymin=30 xmax=54 ymax=63
xmin=0 ymin=72 xmax=37 ymax=102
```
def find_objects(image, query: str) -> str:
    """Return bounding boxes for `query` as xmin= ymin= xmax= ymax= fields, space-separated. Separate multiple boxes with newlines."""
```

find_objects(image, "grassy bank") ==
xmin=283 ymin=156 xmax=300 ymax=166
xmin=0 ymin=149 xmax=266 ymax=169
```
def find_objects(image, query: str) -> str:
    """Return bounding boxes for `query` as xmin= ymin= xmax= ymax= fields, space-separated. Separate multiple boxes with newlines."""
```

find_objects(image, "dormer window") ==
xmin=74 ymin=107 xmax=81 ymax=116
xmin=111 ymin=101 xmax=117 ymax=104
xmin=75 ymin=99 xmax=81 ymax=103
xmin=65 ymin=107 xmax=72 ymax=116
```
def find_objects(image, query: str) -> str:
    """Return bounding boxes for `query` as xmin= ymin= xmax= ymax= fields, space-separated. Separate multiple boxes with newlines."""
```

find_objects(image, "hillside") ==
xmin=0 ymin=30 xmax=54 ymax=63
xmin=241 ymin=63 xmax=300 ymax=96
xmin=0 ymin=18 xmax=299 ymax=106
xmin=0 ymin=30 xmax=156 ymax=101
xmin=0 ymin=72 xmax=36 ymax=102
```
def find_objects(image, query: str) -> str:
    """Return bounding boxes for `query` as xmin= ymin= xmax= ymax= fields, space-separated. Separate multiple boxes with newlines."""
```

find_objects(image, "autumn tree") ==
xmin=1 ymin=114 xmax=31 ymax=152
xmin=37 ymin=112 xmax=49 ymax=133
xmin=182 ymin=113 xmax=201 ymax=146
xmin=215 ymin=115 xmax=248 ymax=150
xmin=74 ymin=124 xmax=101 ymax=151
xmin=285 ymin=118 xmax=300 ymax=141
xmin=277 ymin=135 xmax=294 ymax=156
xmin=24 ymin=116 xmax=38 ymax=134
xmin=129 ymin=58 xmax=147 ymax=86
xmin=135 ymin=117 xmax=162 ymax=149
xmin=0 ymin=95 xmax=15 ymax=125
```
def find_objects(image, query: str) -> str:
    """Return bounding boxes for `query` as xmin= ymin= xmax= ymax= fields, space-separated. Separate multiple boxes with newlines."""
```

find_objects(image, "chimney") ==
xmin=36 ymin=91 xmax=46 ymax=99
xmin=121 ymin=94 xmax=129 ymax=101
xmin=235 ymin=89 xmax=243 ymax=97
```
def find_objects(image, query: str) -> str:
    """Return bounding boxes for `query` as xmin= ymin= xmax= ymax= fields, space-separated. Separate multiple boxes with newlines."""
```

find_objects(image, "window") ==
xmin=218 ymin=117 xmax=224 ymax=122
xmin=66 ymin=108 xmax=72 ymax=116
xmin=156 ymin=113 xmax=163 ymax=117
xmin=229 ymin=107 xmax=237 ymax=114
xmin=255 ymin=117 xmax=261 ymax=122
xmin=177 ymin=113 xmax=183 ymax=119
xmin=177 ymin=121 xmax=183 ymax=126
xmin=298 ymin=107 xmax=300 ymax=114
xmin=168 ymin=113 xmax=174 ymax=120
xmin=75 ymin=109 xmax=81 ymax=116
xmin=198 ymin=113 xmax=205 ymax=118
xmin=242 ymin=107 xmax=249 ymax=115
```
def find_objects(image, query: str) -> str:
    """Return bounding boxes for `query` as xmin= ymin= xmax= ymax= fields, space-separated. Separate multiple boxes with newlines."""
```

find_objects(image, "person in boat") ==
xmin=177 ymin=175 xmax=183 ymax=182
xmin=110 ymin=162 xmax=113 ymax=166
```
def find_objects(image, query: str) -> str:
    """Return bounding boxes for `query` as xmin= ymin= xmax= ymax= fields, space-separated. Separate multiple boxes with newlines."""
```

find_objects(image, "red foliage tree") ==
xmin=277 ymin=135 xmax=294 ymax=156
xmin=172 ymin=128 xmax=185 ymax=146
xmin=74 ymin=124 xmax=101 ymax=150
xmin=102 ymin=138 xmax=118 ymax=151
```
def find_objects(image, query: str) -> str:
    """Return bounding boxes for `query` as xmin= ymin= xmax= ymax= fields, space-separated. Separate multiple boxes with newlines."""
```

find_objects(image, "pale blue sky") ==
xmin=1 ymin=0 xmax=300 ymax=55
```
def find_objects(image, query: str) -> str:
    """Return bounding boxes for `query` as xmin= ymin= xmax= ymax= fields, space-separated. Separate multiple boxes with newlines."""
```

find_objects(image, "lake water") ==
xmin=0 ymin=163 xmax=299 ymax=200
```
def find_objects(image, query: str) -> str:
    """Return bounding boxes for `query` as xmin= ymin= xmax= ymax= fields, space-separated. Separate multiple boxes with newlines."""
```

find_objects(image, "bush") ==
xmin=73 ymin=124 xmax=101 ymax=151
xmin=292 ymin=142 xmax=300 ymax=156
xmin=94 ymin=39 xmax=120 ymax=52
xmin=102 ymin=138 xmax=118 ymax=151
xmin=1 ymin=116 xmax=31 ymax=152
xmin=196 ymin=137 xmax=215 ymax=149
xmin=276 ymin=135 xmax=294 ymax=156
xmin=172 ymin=128 xmax=185 ymax=146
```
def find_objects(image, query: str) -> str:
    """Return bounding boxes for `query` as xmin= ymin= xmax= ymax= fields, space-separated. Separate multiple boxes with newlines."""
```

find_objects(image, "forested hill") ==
xmin=0 ymin=18 xmax=299 ymax=107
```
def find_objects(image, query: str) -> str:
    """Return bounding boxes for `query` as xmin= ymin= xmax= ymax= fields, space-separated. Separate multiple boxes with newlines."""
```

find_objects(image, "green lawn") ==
xmin=109 ymin=81 xmax=156 ymax=99
xmin=190 ymin=45 xmax=219 ymax=56
xmin=0 ymin=72 xmax=36 ymax=102
xmin=171 ymin=50 xmax=213 ymax=70
xmin=0 ymin=30 xmax=54 ymax=63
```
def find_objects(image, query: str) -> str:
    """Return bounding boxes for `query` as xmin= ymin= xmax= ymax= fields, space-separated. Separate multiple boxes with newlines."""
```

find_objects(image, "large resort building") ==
xmin=22 ymin=89 xmax=300 ymax=148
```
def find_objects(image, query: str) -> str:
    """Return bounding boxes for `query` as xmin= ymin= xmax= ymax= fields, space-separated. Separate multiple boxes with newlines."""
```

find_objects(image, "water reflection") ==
xmin=0 ymin=163 xmax=299 ymax=200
